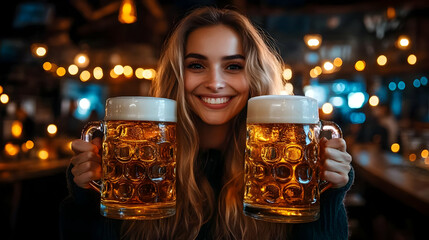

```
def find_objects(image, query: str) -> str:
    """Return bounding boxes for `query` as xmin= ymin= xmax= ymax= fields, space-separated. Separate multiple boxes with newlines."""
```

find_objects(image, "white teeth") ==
xmin=201 ymin=97 xmax=230 ymax=104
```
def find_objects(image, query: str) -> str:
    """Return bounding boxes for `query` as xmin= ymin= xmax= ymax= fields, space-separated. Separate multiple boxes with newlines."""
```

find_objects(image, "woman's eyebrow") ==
xmin=222 ymin=54 xmax=245 ymax=60
xmin=184 ymin=53 xmax=245 ymax=60
xmin=184 ymin=53 xmax=206 ymax=59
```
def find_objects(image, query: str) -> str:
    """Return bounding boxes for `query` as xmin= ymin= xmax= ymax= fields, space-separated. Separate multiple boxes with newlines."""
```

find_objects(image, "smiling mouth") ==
xmin=200 ymin=96 xmax=231 ymax=104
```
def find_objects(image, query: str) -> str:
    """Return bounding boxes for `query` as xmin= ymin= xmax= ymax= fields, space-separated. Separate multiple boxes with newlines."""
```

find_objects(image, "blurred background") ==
xmin=0 ymin=0 xmax=428 ymax=239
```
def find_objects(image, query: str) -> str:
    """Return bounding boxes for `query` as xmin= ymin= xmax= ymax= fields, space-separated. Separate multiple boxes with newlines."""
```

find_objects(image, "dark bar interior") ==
xmin=1 ymin=0 xmax=428 ymax=239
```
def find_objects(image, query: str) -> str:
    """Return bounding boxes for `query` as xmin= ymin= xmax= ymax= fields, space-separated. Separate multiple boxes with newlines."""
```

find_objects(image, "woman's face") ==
xmin=184 ymin=25 xmax=249 ymax=125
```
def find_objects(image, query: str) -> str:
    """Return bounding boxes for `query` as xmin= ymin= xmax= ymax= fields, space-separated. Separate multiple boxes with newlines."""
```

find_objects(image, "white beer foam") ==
xmin=247 ymin=95 xmax=319 ymax=124
xmin=105 ymin=96 xmax=177 ymax=122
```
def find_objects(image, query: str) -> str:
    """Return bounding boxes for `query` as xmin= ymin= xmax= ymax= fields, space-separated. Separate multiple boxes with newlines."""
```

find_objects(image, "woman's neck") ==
xmin=196 ymin=119 xmax=231 ymax=152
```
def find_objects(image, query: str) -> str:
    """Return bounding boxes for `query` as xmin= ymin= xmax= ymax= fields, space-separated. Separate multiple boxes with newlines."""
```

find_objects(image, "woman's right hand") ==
xmin=70 ymin=138 xmax=102 ymax=189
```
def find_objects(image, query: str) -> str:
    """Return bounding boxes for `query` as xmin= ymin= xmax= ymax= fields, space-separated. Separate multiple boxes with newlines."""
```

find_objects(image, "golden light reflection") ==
xmin=355 ymin=60 xmax=366 ymax=71
xmin=377 ymin=55 xmax=387 ymax=66
xmin=323 ymin=61 xmax=334 ymax=71
xmin=31 ymin=43 xmax=47 ymax=57
xmin=322 ymin=103 xmax=333 ymax=114
xmin=282 ymin=68 xmax=292 ymax=81
xmin=396 ymin=35 xmax=410 ymax=49
xmin=123 ymin=65 xmax=133 ymax=78
xmin=387 ymin=7 xmax=396 ymax=19
xmin=38 ymin=149 xmax=49 ymax=160
xmin=421 ymin=149 xmax=429 ymax=158
xmin=407 ymin=54 xmax=417 ymax=65
xmin=284 ymin=82 xmax=294 ymax=95
xmin=309 ymin=69 xmax=318 ymax=79
xmin=26 ymin=140 xmax=35 ymax=149
xmin=369 ymin=95 xmax=379 ymax=106
xmin=409 ymin=153 xmax=416 ymax=162
xmin=304 ymin=34 xmax=322 ymax=50
xmin=80 ymin=70 xmax=91 ymax=82
xmin=114 ymin=65 xmax=124 ymax=75
xmin=333 ymin=57 xmax=343 ymax=67
xmin=0 ymin=94 xmax=9 ymax=104
xmin=135 ymin=68 xmax=144 ymax=79
xmin=43 ymin=62 xmax=52 ymax=71
xmin=142 ymin=69 xmax=156 ymax=79
xmin=391 ymin=143 xmax=400 ymax=153
xmin=0 ymin=85 xmax=3 ymax=94
xmin=5 ymin=143 xmax=19 ymax=156
xmin=93 ymin=67 xmax=103 ymax=80
xmin=314 ymin=66 xmax=322 ymax=75
xmin=11 ymin=121 xmax=23 ymax=138
xmin=56 ymin=67 xmax=66 ymax=77
xmin=47 ymin=124 xmax=58 ymax=136
xmin=68 ymin=64 xmax=79 ymax=75
xmin=118 ymin=0 xmax=137 ymax=24
xmin=74 ymin=53 xmax=89 ymax=68
xmin=36 ymin=46 xmax=47 ymax=57
xmin=110 ymin=69 xmax=119 ymax=78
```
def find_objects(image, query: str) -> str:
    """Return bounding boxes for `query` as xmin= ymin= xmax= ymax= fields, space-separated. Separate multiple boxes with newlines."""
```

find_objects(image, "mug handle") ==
xmin=80 ymin=120 xmax=104 ymax=192
xmin=319 ymin=120 xmax=343 ymax=193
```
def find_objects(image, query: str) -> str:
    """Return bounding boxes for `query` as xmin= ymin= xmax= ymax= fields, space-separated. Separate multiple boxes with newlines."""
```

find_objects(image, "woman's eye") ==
xmin=226 ymin=64 xmax=243 ymax=70
xmin=187 ymin=63 xmax=204 ymax=69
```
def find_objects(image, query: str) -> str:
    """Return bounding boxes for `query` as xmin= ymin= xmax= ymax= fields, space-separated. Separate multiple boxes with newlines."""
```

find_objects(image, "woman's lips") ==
xmin=198 ymin=96 xmax=232 ymax=109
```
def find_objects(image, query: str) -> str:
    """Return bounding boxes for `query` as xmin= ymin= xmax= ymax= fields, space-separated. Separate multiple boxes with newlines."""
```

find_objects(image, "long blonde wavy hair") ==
xmin=122 ymin=6 xmax=289 ymax=239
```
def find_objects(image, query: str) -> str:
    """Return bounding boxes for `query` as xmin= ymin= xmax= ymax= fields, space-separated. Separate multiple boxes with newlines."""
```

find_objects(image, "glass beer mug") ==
xmin=243 ymin=95 xmax=342 ymax=223
xmin=81 ymin=96 xmax=177 ymax=220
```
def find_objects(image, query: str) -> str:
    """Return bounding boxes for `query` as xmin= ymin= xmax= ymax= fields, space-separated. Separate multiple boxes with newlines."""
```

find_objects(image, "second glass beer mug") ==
xmin=81 ymin=96 xmax=177 ymax=220
xmin=243 ymin=95 xmax=342 ymax=223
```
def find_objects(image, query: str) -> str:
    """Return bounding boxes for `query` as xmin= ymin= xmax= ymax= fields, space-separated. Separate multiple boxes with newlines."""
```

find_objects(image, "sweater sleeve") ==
xmin=59 ymin=164 xmax=121 ymax=240
xmin=290 ymin=167 xmax=355 ymax=240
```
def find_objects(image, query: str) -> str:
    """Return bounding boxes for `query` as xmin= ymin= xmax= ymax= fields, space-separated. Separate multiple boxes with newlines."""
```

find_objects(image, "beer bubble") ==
xmin=262 ymin=184 xmax=280 ymax=203
xmin=139 ymin=144 xmax=157 ymax=162
xmin=138 ymin=181 xmax=158 ymax=202
xmin=149 ymin=164 xmax=167 ymax=181
xmin=282 ymin=184 xmax=303 ymax=204
xmin=261 ymin=145 xmax=281 ymax=163
xmin=252 ymin=163 xmax=270 ymax=181
xmin=119 ymin=124 xmax=144 ymax=141
xmin=106 ymin=160 xmax=123 ymax=180
xmin=114 ymin=182 xmax=134 ymax=202
xmin=274 ymin=163 xmax=292 ymax=182
xmin=159 ymin=142 xmax=175 ymax=161
xmin=158 ymin=180 xmax=175 ymax=200
xmin=114 ymin=143 xmax=133 ymax=162
xmin=296 ymin=163 xmax=313 ymax=184
xmin=284 ymin=145 xmax=303 ymax=162
xmin=125 ymin=162 xmax=146 ymax=181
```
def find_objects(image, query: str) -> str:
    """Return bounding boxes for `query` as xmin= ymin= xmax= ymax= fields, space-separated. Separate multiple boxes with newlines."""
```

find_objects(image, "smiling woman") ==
xmin=61 ymin=6 xmax=353 ymax=240
xmin=184 ymin=25 xmax=249 ymax=126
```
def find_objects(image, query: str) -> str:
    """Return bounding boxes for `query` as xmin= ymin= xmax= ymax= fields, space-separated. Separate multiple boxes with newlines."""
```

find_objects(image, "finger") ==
xmin=323 ymin=170 xmax=349 ymax=189
xmin=73 ymin=169 xmax=102 ymax=189
xmin=71 ymin=139 xmax=99 ymax=154
xmin=71 ymin=150 xmax=101 ymax=167
xmin=323 ymin=147 xmax=352 ymax=165
xmin=324 ymin=138 xmax=347 ymax=152
xmin=71 ymin=158 xmax=101 ymax=177
xmin=324 ymin=158 xmax=351 ymax=174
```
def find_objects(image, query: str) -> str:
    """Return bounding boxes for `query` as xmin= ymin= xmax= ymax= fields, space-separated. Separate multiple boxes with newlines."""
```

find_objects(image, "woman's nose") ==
xmin=204 ymin=69 xmax=226 ymax=91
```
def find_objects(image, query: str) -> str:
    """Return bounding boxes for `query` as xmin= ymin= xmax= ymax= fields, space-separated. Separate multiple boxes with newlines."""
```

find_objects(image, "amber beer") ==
xmin=81 ymin=97 xmax=177 ymax=220
xmin=243 ymin=95 xmax=342 ymax=223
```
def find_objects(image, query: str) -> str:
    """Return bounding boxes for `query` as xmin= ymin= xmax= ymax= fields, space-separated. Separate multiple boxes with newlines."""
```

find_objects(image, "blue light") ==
xmin=413 ymin=79 xmax=421 ymax=88
xmin=348 ymin=92 xmax=366 ymax=109
xmin=398 ymin=81 xmax=406 ymax=90
xmin=330 ymin=96 xmax=344 ymax=107
xmin=350 ymin=112 xmax=366 ymax=124
xmin=388 ymin=82 xmax=397 ymax=91
xmin=332 ymin=82 xmax=346 ymax=94
xmin=421 ymin=76 xmax=428 ymax=86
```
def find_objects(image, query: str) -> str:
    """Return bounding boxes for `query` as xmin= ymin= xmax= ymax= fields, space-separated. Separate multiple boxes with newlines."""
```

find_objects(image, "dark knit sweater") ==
xmin=60 ymin=149 xmax=353 ymax=240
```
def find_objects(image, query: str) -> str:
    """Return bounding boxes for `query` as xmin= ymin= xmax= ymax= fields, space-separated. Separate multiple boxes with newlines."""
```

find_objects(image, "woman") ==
xmin=62 ymin=6 xmax=353 ymax=240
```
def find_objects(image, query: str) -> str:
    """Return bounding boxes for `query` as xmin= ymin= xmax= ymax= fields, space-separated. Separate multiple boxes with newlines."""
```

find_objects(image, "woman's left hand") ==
xmin=320 ymin=137 xmax=352 ymax=189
